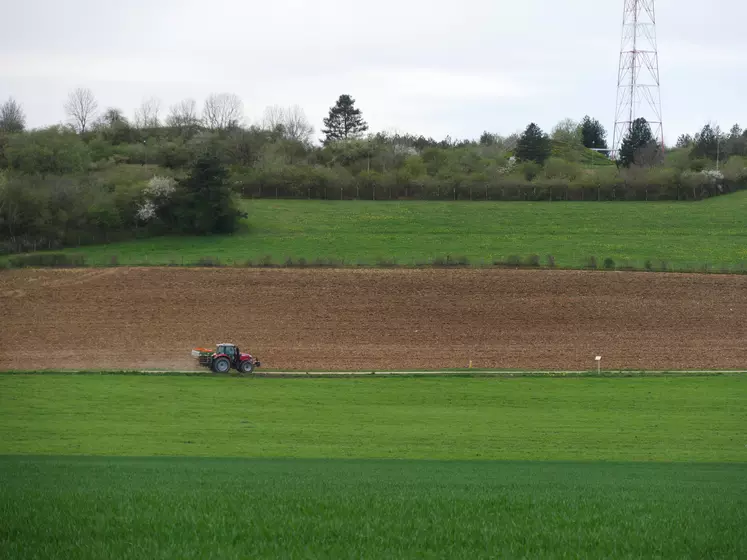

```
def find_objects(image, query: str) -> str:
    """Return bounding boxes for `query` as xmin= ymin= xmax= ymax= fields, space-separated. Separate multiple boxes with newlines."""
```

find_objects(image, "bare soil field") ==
xmin=1 ymin=267 xmax=745 ymax=371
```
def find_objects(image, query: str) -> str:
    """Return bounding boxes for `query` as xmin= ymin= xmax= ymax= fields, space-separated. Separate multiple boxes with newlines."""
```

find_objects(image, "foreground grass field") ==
xmin=16 ymin=192 xmax=747 ymax=270
xmin=1 ymin=374 xmax=745 ymax=461
xmin=2 ymin=374 xmax=745 ymax=558
xmin=2 ymin=457 xmax=745 ymax=559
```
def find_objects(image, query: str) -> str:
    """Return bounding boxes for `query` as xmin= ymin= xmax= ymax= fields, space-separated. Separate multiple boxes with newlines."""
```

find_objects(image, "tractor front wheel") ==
xmin=239 ymin=360 xmax=254 ymax=376
xmin=212 ymin=357 xmax=231 ymax=373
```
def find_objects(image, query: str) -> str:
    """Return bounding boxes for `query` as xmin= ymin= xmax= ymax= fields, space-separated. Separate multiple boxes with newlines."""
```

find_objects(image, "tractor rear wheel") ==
xmin=212 ymin=357 xmax=231 ymax=373
xmin=239 ymin=360 xmax=254 ymax=375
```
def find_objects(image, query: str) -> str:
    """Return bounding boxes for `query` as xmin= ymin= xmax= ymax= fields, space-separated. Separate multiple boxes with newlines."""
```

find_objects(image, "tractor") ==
xmin=191 ymin=343 xmax=261 ymax=375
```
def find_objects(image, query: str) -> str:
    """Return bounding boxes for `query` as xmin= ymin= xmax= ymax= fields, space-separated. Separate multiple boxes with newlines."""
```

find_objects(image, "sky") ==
xmin=0 ymin=0 xmax=745 ymax=145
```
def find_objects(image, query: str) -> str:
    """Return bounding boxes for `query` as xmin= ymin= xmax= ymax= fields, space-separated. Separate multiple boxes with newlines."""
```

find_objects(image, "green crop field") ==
xmin=1 ymin=374 xmax=746 ymax=558
xmin=11 ymin=192 xmax=747 ymax=271
xmin=2 ymin=457 xmax=745 ymax=559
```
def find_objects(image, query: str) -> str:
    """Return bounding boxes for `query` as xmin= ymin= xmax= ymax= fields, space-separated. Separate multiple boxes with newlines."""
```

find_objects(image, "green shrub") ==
xmin=525 ymin=255 xmax=541 ymax=267
xmin=195 ymin=257 xmax=221 ymax=267
xmin=312 ymin=258 xmax=341 ymax=267
xmin=603 ymin=258 xmax=615 ymax=270
xmin=432 ymin=255 xmax=469 ymax=267
xmin=517 ymin=161 xmax=542 ymax=181
xmin=8 ymin=253 xmax=86 ymax=268
xmin=5 ymin=127 xmax=91 ymax=175
xmin=722 ymin=157 xmax=747 ymax=182
xmin=544 ymin=158 xmax=581 ymax=181
xmin=376 ymin=257 xmax=398 ymax=268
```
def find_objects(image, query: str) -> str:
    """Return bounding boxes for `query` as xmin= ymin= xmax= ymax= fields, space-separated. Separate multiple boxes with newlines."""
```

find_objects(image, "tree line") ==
xmin=1 ymin=89 xmax=746 ymax=254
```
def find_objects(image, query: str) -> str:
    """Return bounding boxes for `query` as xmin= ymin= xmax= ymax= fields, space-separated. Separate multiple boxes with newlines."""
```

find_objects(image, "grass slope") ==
xmin=2 ymin=375 xmax=745 ymax=461
xmin=30 ymin=192 xmax=747 ymax=269
xmin=2 ymin=457 xmax=745 ymax=559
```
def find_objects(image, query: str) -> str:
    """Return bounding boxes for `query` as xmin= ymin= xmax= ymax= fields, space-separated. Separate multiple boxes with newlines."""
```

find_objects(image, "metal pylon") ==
xmin=612 ymin=0 xmax=664 ymax=157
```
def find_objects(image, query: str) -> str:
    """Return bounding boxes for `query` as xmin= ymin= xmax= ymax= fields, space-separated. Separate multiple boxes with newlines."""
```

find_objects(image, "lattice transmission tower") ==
xmin=612 ymin=0 xmax=664 ymax=157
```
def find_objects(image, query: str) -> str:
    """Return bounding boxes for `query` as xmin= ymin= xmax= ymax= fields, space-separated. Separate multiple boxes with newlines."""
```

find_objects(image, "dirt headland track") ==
xmin=1 ymin=267 xmax=745 ymax=371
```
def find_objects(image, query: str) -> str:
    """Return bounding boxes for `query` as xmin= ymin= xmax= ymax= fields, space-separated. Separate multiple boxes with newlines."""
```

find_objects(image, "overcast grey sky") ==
xmin=1 ymin=0 xmax=744 ymax=144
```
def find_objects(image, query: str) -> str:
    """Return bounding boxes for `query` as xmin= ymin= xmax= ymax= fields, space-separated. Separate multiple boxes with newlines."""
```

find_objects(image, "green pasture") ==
xmin=1 ymin=374 xmax=744 ymax=461
xmin=8 ymin=192 xmax=747 ymax=270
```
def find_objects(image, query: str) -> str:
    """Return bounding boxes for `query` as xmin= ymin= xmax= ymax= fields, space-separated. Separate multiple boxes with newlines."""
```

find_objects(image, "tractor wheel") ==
xmin=212 ymin=357 xmax=231 ymax=373
xmin=239 ymin=360 xmax=254 ymax=376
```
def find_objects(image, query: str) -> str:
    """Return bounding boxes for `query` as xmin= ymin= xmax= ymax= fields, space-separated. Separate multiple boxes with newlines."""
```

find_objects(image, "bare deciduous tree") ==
xmin=261 ymin=105 xmax=286 ymax=132
xmin=134 ymin=97 xmax=162 ymax=128
xmin=166 ymin=99 xmax=200 ymax=130
xmin=0 ymin=98 xmax=26 ymax=133
xmin=64 ymin=88 xmax=98 ymax=133
xmin=261 ymin=104 xmax=314 ymax=143
xmin=92 ymin=107 xmax=129 ymax=131
xmin=202 ymin=93 xmax=243 ymax=131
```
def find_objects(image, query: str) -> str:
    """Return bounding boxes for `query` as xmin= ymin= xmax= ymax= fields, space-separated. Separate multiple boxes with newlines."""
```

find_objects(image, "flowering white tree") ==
xmin=144 ymin=176 xmax=176 ymax=198
xmin=700 ymin=169 xmax=724 ymax=183
xmin=137 ymin=176 xmax=176 ymax=223
xmin=136 ymin=201 xmax=157 ymax=222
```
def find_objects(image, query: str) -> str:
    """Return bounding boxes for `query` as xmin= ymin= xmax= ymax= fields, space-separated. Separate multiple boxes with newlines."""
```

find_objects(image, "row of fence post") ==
xmin=239 ymin=185 xmax=703 ymax=202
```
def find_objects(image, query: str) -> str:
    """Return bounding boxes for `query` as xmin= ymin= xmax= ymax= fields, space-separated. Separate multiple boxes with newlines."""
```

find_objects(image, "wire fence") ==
xmin=234 ymin=182 xmax=747 ymax=202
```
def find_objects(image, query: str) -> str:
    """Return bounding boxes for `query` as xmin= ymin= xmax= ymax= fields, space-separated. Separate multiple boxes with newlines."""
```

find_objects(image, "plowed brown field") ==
xmin=1 ymin=267 xmax=745 ymax=371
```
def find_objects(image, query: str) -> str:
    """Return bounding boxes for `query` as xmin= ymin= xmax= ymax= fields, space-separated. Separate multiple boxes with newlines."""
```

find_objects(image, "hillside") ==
xmin=13 ymin=190 xmax=747 ymax=271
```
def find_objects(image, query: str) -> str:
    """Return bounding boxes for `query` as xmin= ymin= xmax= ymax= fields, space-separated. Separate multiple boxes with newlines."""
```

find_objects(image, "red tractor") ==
xmin=191 ymin=343 xmax=261 ymax=375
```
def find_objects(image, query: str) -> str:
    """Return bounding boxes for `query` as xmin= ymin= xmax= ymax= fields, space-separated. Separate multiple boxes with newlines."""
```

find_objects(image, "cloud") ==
xmin=357 ymin=68 xmax=532 ymax=101
xmin=661 ymin=40 xmax=747 ymax=68
xmin=1 ymin=0 xmax=745 ymax=142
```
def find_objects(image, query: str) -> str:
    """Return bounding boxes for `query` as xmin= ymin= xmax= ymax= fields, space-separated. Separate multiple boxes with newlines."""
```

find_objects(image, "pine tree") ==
xmin=169 ymin=152 xmax=245 ymax=234
xmin=675 ymin=134 xmax=693 ymax=149
xmin=725 ymin=124 xmax=746 ymax=157
xmin=515 ymin=123 xmax=551 ymax=164
xmin=580 ymin=116 xmax=607 ymax=150
xmin=618 ymin=118 xmax=657 ymax=167
xmin=479 ymin=131 xmax=497 ymax=146
xmin=690 ymin=124 xmax=720 ymax=160
xmin=322 ymin=94 xmax=368 ymax=144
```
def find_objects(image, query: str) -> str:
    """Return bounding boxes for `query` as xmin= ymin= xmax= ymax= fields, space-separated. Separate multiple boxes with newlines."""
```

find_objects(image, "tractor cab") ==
xmin=216 ymin=343 xmax=238 ymax=361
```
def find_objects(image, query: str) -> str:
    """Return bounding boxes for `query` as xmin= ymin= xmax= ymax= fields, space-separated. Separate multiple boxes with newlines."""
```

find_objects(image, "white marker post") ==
xmin=595 ymin=356 xmax=602 ymax=374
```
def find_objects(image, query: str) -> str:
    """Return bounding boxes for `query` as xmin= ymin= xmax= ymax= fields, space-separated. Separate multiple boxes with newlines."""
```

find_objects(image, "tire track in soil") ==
xmin=0 ymin=267 xmax=745 ymax=371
